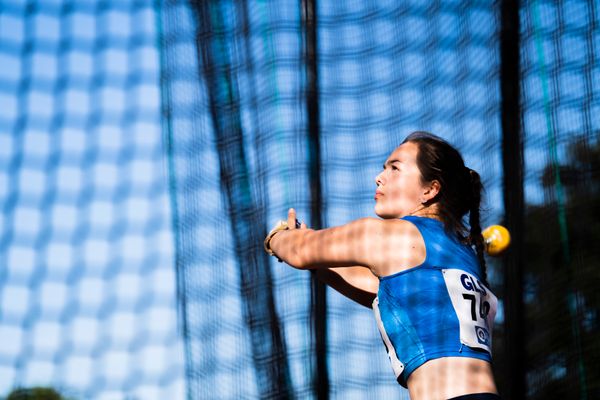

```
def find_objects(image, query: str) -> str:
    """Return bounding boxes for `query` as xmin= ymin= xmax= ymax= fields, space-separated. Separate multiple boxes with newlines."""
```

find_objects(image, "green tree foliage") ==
xmin=524 ymin=135 xmax=600 ymax=399
xmin=5 ymin=387 xmax=65 ymax=400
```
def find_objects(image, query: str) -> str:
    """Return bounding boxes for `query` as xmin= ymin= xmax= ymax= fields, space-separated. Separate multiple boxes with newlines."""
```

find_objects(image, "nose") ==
xmin=375 ymin=170 xmax=385 ymax=186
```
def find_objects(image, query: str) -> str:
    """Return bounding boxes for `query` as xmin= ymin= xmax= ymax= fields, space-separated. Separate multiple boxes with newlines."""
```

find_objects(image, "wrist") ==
xmin=264 ymin=220 xmax=291 ymax=261
xmin=268 ymin=229 xmax=286 ymax=253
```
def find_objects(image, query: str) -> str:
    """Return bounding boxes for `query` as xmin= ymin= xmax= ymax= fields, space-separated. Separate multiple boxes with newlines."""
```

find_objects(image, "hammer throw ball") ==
xmin=482 ymin=225 xmax=511 ymax=256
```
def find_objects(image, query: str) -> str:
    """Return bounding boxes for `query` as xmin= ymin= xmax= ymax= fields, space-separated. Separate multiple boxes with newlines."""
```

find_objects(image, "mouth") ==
xmin=374 ymin=191 xmax=383 ymax=200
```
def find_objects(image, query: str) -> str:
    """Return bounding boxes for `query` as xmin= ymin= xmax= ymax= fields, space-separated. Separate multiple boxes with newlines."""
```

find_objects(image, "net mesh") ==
xmin=0 ymin=1 xmax=184 ymax=399
xmin=161 ymin=0 xmax=501 ymax=399
xmin=520 ymin=1 xmax=599 ymax=398
xmin=1 ymin=0 xmax=599 ymax=399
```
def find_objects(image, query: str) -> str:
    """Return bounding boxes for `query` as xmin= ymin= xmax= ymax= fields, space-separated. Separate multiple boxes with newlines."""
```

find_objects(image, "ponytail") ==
xmin=467 ymin=169 xmax=488 ymax=287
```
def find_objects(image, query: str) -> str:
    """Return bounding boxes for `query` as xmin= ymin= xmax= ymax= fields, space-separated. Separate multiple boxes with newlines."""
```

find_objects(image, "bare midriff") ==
xmin=407 ymin=357 xmax=498 ymax=400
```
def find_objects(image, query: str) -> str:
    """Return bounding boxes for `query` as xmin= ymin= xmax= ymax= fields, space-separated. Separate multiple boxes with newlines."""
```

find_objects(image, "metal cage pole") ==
xmin=301 ymin=0 xmax=330 ymax=398
xmin=500 ymin=0 xmax=525 ymax=398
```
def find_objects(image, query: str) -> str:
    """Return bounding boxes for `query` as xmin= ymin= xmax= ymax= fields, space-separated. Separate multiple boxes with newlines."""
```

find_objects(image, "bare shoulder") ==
xmin=349 ymin=217 xmax=421 ymax=238
xmin=362 ymin=217 xmax=426 ymax=277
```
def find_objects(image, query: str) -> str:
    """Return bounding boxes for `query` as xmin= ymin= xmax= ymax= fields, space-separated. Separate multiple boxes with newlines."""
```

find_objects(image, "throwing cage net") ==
xmin=0 ymin=0 xmax=598 ymax=399
xmin=0 ymin=1 xmax=184 ymax=399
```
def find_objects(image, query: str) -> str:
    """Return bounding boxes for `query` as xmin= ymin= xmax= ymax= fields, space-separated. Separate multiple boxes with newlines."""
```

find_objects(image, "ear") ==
xmin=421 ymin=180 xmax=441 ymax=203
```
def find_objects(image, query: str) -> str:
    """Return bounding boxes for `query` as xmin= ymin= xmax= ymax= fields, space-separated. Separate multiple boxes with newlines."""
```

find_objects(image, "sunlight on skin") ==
xmin=269 ymin=142 xmax=437 ymax=277
xmin=408 ymin=358 xmax=497 ymax=399
xmin=373 ymin=142 xmax=441 ymax=220
xmin=268 ymin=141 xmax=499 ymax=400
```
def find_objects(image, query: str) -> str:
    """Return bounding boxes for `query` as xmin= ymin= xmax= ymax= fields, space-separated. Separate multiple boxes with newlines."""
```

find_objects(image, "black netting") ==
xmin=161 ymin=0 xmax=501 ymax=399
xmin=0 ymin=1 xmax=184 ymax=399
xmin=520 ymin=1 xmax=599 ymax=398
xmin=1 ymin=0 xmax=598 ymax=399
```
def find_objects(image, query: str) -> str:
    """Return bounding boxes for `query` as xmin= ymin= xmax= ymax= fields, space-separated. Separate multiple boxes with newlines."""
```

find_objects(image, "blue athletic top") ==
xmin=372 ymin=216 xmax=497 ymax=388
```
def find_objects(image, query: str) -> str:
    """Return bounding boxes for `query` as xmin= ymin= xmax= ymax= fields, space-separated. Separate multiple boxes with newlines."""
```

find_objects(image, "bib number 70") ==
xmin=462 ymin=293 xmax=490 ymax=321
xmin=443 ymin=269 xmax=498 ymax=353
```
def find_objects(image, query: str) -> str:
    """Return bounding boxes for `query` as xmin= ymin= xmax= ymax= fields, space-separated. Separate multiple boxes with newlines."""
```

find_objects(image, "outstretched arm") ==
xmin=268 ymin=208 xmax=424 ymax=278
xmin=269 ymin=209 xmax=381 ymax=272
xmin=265 ymin=210 xmax=380 ymax=308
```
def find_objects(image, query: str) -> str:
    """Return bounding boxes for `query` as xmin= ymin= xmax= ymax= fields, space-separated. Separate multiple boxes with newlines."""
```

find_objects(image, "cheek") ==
xmin=389 ymin=176 xmax=421 ymax=202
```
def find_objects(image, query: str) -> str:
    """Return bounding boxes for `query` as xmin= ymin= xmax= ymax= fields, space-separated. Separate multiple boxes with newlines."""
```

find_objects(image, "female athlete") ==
xmin=266 ymin=131 xmax=500 ymax=400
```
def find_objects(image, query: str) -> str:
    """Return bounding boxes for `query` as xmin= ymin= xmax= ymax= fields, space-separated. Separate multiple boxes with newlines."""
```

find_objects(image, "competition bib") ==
xmin=442 ymin=269 xmax=497 ymax=353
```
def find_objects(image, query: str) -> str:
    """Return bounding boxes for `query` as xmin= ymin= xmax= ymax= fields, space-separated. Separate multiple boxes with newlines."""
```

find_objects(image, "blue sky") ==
xmin=0 ymin=0 xmax=596 ymax=398
xmin=0 ymin=2 xmax=184 ymax=399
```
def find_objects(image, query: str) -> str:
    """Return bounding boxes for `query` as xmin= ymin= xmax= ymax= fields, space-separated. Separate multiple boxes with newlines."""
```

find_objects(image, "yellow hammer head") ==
xmin=482 ymin=225 xmax=511 ymax=256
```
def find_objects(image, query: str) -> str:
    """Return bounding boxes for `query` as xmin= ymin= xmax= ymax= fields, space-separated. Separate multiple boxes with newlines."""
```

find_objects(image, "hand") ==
xmin=287 ymin=208 xmax=307 ymax=230
xmin=264 ymin=208 xmax=306 ymax=262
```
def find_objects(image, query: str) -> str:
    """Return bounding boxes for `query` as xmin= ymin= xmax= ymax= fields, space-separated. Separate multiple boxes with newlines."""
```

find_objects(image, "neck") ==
xmin=408 ymin=204 xmax=441 ymax=220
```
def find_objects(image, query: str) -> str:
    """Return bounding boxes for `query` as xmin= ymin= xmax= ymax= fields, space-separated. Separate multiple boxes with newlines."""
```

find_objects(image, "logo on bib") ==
xmin=475 ymin=326 xmax=489 ymax=345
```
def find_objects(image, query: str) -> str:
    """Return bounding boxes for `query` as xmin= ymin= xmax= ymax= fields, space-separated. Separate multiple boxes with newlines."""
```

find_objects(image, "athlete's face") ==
xmin=374 ymin=142 xmax=433 ymax=219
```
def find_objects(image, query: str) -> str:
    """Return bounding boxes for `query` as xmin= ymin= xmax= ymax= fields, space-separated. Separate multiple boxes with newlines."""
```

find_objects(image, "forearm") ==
xmin=268 ymin=218 xmax=376 ymax=269
xmin=266 ymin=211 xmax=378 ymax=307
xmin=316 ymin=267 xmax=378 ymax=308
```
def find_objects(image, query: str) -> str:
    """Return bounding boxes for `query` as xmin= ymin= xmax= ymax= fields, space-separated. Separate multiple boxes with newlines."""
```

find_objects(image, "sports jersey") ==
xmin=372 ymin=216 xmax=497 ymax=388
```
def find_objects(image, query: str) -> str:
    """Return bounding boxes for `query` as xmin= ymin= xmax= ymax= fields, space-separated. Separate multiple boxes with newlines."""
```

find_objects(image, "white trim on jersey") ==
xmin=372 ymin=297 xmax=405 ymax=378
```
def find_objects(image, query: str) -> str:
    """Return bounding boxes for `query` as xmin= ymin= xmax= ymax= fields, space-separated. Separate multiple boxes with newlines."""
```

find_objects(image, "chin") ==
xmin=374 ymin=206 xmax=402 ymax=219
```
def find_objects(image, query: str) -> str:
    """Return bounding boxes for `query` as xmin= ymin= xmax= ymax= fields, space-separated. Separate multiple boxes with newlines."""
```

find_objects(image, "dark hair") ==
xmin=403 ymin=131 xmax=488 ymax=285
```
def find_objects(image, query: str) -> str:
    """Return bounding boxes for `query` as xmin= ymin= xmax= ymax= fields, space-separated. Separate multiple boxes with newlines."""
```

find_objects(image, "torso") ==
xmin=373 ymin=216 xmax=498 ymax=394
xmin=407 ymin=357 xmax=498 ymax=400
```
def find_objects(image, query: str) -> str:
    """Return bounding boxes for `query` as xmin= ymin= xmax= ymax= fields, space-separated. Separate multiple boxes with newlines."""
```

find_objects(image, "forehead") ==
xmin=386 ymin=141 xmax=419 ymax=163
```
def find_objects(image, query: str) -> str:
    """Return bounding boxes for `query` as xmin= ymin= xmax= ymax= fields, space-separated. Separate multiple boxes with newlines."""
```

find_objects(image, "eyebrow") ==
xmin=383 ymin=159 xmax=402 ymax=169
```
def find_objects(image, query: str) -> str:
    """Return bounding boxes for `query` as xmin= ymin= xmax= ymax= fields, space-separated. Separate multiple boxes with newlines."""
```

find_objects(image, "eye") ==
xmin=391 ymin=165 xmax=399 ymax=171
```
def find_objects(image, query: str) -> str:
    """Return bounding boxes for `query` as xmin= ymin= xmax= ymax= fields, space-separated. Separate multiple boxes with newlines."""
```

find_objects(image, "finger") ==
xmin=287 ymin=208 xmax=296 ymax=229
xmin=300 ymin=222 xmax=307 ymax=229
